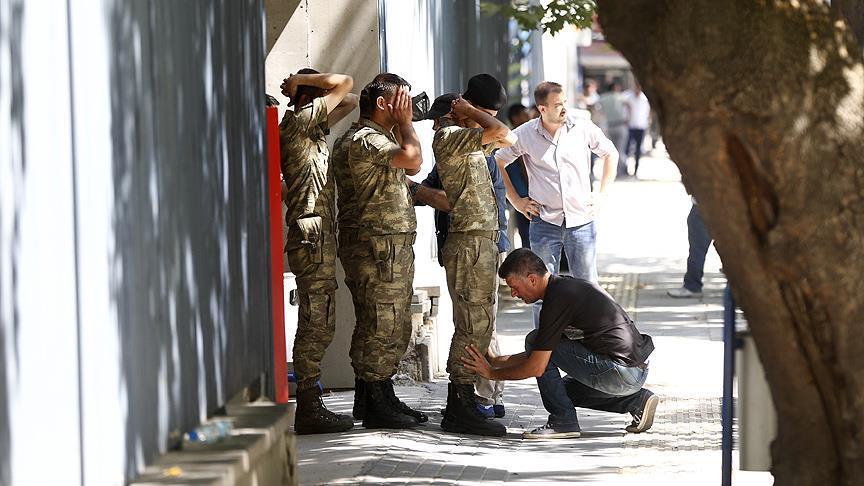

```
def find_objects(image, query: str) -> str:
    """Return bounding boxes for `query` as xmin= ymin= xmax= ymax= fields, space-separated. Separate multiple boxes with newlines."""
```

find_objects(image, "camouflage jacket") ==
xmin=348 ymin=118 xmax=416 ymax=235
xmin=279 ymin=96 xmax=335 ymax=226
xmin=331 ymin=121 xmax=362 ymax=231
xmin=432 ymin=119 xmax=498 ymax=232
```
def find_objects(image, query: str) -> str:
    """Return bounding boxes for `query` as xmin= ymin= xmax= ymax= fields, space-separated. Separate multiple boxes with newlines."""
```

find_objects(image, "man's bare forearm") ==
xmin=489 ymin=351 xmax=528 ymax=368
xmin=414 ymin=185 xmax=451 ymax=212
xmin=599 ymin=153 xmax=617 ymax=193
xmin=294 ymin=73 xmax=350 ymax=90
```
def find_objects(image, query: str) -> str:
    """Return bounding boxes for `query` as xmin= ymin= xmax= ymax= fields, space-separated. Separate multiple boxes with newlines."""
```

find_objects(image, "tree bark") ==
xmin=597 ymin=1 xmax=864 ymax=484
xmin=832 ymin=0 xmax=864 ymax=49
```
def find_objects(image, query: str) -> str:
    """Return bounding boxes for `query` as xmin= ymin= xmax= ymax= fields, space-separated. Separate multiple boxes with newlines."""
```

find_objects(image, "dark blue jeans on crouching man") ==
xmin=525 ymin=330 xmax=648 ymax=426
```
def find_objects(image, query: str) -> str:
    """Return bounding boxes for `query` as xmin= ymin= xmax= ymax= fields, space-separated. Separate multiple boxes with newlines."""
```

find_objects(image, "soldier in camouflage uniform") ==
xmin=278 ymin=68 xmax=358 ymax=434
xmin=344 ymin=73 xmax=425 ymax=429
xmin=430 ymin=74 xmax=515 ymax=437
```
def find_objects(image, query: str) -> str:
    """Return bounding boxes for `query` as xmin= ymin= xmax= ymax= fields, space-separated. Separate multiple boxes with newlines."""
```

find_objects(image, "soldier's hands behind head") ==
xmin=281 ymin=74 xmax=299 ymax=100
xmin=450 ymin=96 xmax=473 ymax=120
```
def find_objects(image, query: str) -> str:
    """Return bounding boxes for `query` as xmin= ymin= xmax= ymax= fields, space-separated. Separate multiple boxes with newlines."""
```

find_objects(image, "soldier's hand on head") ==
xmin=450 ymin=96 xmax=474 ymax=120
xmin=281 ymin=74 xmax=299 ymax=99
xmin=388 ymin=87 xmax=413 ymax=125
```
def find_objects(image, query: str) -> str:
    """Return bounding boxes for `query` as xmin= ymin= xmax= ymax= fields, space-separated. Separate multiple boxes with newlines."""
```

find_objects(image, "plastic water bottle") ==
xmin=182 ymin=419 xmax=233 ymax=448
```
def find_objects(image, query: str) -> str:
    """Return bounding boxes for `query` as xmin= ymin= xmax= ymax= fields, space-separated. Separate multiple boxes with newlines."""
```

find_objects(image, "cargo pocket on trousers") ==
xmin=369 ymin=235 xmax=394 ymax=282
xmin=374 ymin=302 xmax=397 ymax=338
xmin=307 ymin=292 xmax=335 ymax=334
xmin=458 ymin=288 xmax=494 ymax=336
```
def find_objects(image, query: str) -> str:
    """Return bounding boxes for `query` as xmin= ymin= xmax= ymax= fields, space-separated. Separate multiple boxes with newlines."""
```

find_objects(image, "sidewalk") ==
xmin=294 ymin=150 xmax=774 ymax=485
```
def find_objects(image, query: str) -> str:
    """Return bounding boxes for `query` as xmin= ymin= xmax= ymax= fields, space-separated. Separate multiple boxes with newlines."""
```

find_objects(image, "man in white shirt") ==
xmin=623 ymin=81 xmax=651 ymax=177
xmin=495 ymin=81 xmax=618 ymax=325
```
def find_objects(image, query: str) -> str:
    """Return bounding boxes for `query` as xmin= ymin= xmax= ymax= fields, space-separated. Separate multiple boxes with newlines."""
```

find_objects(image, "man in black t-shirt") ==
xmin=462 ymin=249 xmax=659 ymax=439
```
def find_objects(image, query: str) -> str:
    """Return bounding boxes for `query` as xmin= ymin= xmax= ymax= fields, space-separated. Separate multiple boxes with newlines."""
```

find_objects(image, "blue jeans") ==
xmin=526 ymin=330 xmax=648 ymax=425
xmin=684 ymin=204 xmax=712 ymax=292
xmin=626 ymin=128 xmax=646 ymax=175
xmin=529 ymin=218 xmax=597 ymax=327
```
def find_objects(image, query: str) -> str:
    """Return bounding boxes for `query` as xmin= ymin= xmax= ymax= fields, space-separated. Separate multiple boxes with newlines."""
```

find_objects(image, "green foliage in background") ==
xmin=481 ymin=0 xmax=597 ymax=35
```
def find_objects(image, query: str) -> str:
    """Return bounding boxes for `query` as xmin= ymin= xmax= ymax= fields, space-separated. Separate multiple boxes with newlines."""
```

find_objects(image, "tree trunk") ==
xmin=597 ymin=1 xmax=864 ymax=484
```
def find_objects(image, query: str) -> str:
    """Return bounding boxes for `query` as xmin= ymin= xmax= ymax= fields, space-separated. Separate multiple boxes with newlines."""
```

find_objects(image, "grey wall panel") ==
xmin=82 ymin=0 xmax=270 ymax=479
xmin=427 ymin=0 xmax=509 ymax=96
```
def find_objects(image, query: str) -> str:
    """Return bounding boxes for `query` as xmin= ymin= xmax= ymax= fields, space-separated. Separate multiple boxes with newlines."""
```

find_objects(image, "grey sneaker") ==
xmin=667 ymin=287 xmax=702 ymax=298
xmin=626 ymin=391 xmax=659 ymax=433
xmin=522 ymin=421 xmax=581 ymax=439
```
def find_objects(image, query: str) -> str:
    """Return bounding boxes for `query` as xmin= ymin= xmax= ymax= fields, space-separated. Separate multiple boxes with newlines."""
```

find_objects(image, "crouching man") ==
xmin=461 ymin=248 xmax=659 ymax=438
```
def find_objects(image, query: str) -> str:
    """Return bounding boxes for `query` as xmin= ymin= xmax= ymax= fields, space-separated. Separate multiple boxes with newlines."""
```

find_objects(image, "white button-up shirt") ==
xmin=495 ymin=115 xmax=617 ymax=228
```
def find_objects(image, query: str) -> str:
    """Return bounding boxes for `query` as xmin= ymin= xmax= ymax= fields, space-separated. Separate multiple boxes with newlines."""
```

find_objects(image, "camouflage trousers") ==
xmin=443 ymin=231 xmax=499 ymax=384
xmin=336 ymin=228 xmax=367 ymax=373
xmin=340 ymin=230 xmax=415 ymax=381
xmin=285 ymin=223 xmax=338 ymax=393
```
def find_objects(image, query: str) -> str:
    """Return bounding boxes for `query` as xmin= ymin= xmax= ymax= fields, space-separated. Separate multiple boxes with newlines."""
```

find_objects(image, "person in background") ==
xmin=495 ymin=81 xmax=618 ymax=327
xmin=623 ymin=80 xmax=651 ymax=177
xmin=667 ymin=198 xmax=713 ymax=299
xmin=505 ymin=103 xmax=533 ymax=249
xmin=596 ymin=79 xmax=629 ymax=179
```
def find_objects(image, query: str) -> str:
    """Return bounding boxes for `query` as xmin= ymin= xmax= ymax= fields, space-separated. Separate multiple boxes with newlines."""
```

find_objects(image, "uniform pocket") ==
xmin=369 ymin=235 xmax=394 ymax=282
xmin=374 ymin=302 xmax=397 ymax=337
xmin=457 ymin=288 xmax=494 ymax=336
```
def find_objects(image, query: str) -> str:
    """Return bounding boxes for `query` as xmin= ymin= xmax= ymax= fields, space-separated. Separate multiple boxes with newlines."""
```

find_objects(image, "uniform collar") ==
xmin=359 ymin=118 xmax=396 ymax=142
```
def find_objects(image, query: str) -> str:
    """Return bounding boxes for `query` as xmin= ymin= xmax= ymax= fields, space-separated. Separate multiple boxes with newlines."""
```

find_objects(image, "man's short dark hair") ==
xmin=498 ymin=249 xmax=549 ymax=279
xmin=507 ymin=103 xmax=527 ymax=124
xmin=291 ymin=68 xmax=325 ymax=107
xmin=534 ymin=81 xmax=563 ymax=106
xmin=359 ymin=73 xmax=411 ymax=117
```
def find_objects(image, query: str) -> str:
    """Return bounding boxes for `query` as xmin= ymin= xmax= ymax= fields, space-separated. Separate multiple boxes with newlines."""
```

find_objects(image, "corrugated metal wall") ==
xmin=0 ymin=0 xmax=270 ymax=483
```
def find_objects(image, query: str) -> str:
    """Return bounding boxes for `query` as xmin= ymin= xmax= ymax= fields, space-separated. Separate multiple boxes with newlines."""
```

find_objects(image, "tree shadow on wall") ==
xmin=106 ymin=0 xmax=270 ymax=480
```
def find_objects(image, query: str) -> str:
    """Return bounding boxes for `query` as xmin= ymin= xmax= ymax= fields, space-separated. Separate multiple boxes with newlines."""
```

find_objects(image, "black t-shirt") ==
xmin=532 ymin=276 xmax=654 ymax=366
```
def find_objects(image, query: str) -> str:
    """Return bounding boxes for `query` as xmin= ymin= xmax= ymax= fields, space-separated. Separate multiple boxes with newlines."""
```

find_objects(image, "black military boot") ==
xmin=441 ymin=383 xmax=506 ymax=437
xmin=353 ymin=378 xmax=367 ymax=420
xmin=294 ymin=387 xmax=355 ymax=435
xmin=381 ymin=378 xmax=428 ymax=423
xmin=362 ymin=381 xmax=419 ymax=429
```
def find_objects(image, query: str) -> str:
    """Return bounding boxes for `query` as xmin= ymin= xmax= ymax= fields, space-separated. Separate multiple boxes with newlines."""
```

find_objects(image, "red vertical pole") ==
xmin=266 ymin=105 xmax=289 ymax=403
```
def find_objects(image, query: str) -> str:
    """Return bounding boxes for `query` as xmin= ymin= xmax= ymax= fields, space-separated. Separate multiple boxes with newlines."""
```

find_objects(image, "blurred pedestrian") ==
xmin=667 ymin=199 xmax=713 ymax=298
xmin=597 ymin=79 xmax=628 ymax=178
xmin=623 ymin=80 xmax=651 ymax=177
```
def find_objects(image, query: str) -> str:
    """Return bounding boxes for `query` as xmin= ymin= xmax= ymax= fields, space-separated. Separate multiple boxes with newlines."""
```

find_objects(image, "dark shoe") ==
xmin=382 ymin=378 xmax=428 ymax=423
xmin=626 ymin=390 xmax=659 ymax=433
xmin=493 ymin=404 xmax=506 ymax=418
xmin=441 ymin=384 xmax=506 ymax=437
xmin=522 ymin=421 xmax=581 ymax=439
xmin=294 ymin=387 xmax=354 ymax=435
xmin=361 ymin=381 xmax=419 ymax=429
xmin=353 ymin=378 xmax=366 ymax=420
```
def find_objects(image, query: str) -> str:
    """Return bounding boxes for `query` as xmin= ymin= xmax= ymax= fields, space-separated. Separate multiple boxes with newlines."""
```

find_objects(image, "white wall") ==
xmin=0 ymin=1 xmax=82 ymax=484
xmin=381 ymin=0 xmax=454 ymax=373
